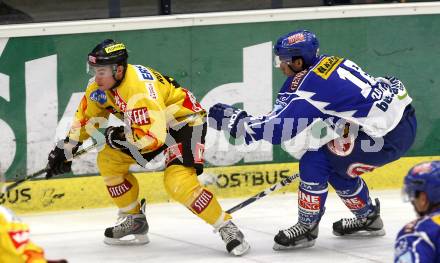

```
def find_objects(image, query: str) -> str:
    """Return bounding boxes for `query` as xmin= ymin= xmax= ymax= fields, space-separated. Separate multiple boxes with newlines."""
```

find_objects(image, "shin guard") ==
xmin=164 ymin=165 xmax=231 ymax=227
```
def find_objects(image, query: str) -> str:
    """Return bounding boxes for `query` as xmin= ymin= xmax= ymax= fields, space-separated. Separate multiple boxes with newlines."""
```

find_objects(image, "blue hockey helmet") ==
xmin=273 ymin=29 xmax=319 ymax=68
xmin=403 ymin=161 xmax=440 ymax=203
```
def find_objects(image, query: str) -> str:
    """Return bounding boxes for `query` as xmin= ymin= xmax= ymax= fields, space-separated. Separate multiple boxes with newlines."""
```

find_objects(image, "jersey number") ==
xmin=336 ymin=60 xmax=374 ymax=98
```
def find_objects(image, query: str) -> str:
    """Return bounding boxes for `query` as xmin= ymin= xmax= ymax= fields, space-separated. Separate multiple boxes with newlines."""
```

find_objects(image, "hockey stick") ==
xmin=5 ymin=142 xmax=99 ymax=192
xmin=226 ymin=173 xmax=300 ymax=214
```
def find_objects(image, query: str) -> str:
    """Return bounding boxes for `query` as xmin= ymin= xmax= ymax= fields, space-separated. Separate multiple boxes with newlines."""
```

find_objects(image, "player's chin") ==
xmin=283 ymin=70 xmax=296 ymax=77
xmin=98 ymin=85 xmax=111 ymax=91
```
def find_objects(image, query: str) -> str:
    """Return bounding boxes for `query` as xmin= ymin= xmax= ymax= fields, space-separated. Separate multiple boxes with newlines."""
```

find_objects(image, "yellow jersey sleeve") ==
xmin=68 ymin=82 xmax=111 ymax=142
xmin=0 ymin=206 xmax=47 ymax=263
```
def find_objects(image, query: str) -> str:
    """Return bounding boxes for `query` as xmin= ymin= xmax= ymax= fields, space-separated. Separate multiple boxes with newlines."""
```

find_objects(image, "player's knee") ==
xmin=103 ymin=175 xmax=125 ymax=186
xmin=164 ymin=165 xmax=200 ymax=204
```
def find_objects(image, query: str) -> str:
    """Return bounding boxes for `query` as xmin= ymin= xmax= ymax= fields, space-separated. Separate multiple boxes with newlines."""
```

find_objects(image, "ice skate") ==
xmin=333 ymin=198 xmax=385 ymax=237
xmin=104 ymin=199 xmax=149 ymax=245
xmin=273 ymin=222 xmax=319 ymax=250
xmin=217 ymin=220 xmax=250 ymax=256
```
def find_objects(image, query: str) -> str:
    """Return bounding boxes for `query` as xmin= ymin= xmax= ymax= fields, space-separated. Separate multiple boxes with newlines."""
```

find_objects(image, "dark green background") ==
xmin=1 ymin=14 xmax=439 ymax=178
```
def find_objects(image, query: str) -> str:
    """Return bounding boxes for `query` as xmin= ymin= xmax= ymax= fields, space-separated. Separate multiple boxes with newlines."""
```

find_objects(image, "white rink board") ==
xmin=23 ymin=190 xmax=413 ymax=263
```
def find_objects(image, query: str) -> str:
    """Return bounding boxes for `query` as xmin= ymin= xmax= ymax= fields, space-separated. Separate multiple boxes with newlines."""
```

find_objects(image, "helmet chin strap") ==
xmin=287 ymin=57 xmax=306 ymax=74
xmin=110 ymin=64 xmax=127 ymax=90
xmin=287 ymin=64 xmax=297 ymax=73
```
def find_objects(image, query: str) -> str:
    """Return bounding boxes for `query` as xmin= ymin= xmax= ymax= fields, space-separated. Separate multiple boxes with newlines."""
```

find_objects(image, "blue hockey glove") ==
xmin=208 ymin=103 xmax=249 ymax=138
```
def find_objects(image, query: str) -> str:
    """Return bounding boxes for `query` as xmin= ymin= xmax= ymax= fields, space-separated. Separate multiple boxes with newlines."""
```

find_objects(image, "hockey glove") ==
xmin=104 ymin=126 xmax=128 ymax=149
xmin=208 ymin=103 xmax=249 ymax=138
xmin=46 ymin=139 xmax=81 ymax=179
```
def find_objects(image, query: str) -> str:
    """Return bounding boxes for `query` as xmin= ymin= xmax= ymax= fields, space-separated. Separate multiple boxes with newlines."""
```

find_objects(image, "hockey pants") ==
xmin=97 ymin=145 xmax=230 ymax=228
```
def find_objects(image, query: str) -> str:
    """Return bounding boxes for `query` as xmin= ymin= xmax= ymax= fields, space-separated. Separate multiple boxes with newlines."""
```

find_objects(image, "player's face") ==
xmin=274 ymin=56 xmax=303 ymax=77
xmin=87 ymin=64 xmax=118 ymax=90
xmin=279 ymin=62 xmax=296 ymax=77
xmin=411 ymin=192 xmax=430 ymax=216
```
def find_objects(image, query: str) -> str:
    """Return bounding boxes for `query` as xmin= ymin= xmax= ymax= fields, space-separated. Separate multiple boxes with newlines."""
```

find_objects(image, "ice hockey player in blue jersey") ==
xmin=395 ymin=161 xmax=440 ymax=262
xmin=208 ymin=29 xmax=417 ymax=250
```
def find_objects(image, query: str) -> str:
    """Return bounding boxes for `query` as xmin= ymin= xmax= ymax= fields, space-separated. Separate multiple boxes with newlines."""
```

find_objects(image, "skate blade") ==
xmin=104 ymin=234 xmax=150 ymax=246
xmin=273 ymin=240 xmax=315 ymax=251
xmin=230 ymin=241 xmax=250 ymax=256
xmin=332 ymin=229 xmax=386 ymax=237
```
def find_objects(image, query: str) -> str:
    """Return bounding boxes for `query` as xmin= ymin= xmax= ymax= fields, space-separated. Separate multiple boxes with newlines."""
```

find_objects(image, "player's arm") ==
xmin=208 ymin=97 xmax=325 ymax=145
xmin=68 ymin=89 xmax=111 ymax=143
xmin=45 ymin=87 xmax=110 ymax=179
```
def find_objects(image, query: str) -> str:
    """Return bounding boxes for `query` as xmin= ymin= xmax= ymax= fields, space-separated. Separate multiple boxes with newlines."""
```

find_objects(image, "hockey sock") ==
xmin=298 ymin=180 xmax=328 ymax=226
xmin=103 ymin=173 xmax=140 ymax=214
xmin=164 ymin=165 xmax=231 ymax=227
xmin=331 ymin=177 xmax=373 ymax=218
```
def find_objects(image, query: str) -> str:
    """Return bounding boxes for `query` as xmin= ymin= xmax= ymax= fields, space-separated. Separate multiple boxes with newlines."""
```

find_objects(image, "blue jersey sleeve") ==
xmin=244 ymin=95 xmax=326 ymax=145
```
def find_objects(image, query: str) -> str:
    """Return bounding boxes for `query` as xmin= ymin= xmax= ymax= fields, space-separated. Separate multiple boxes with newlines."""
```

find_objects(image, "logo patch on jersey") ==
xmin=146 ymin=83 xmax=158 ymax=100
xmin=298 ymin=191 xmax=321 ymax=211
xmin=134 ymin=65 xmax=154 ymax=80
xmin=287 ymin=33 xmax=305 ymax=45
xmin=403 ymin=219 xmax=417 ymax=233
xmin=194 ymin=143 xmax=205 ymax=164
xmin=90 ymin=89 xmax=107 ymax=104
xmin=104 ymin=43 xmax=125 ymax=53
xmin=107 ymin=179 xmax=133 ymax=198
xmin=432 ymin=215 xmax=440 ymax=226
xmin=327 ymin=134 xmax=355 ymax=157
xmin=346 ymin=163 xmax=377 ymax=178
xmin=165 ymin=143 xmax=183 ymax=166
xmin=313 ymin=56 xmax=343 ymax=80
xmin=182 ymin=88 xmax=203 ymax=112
xmin=113 ymin=90 xmax=128 ymax=112
xmin=191 ymin=189 xmax=213 ymax=214
xmin=8 ymin=230 xmax=30 ymax=249
xmin=290 ymin=69 xmax=308 ymax=91
xmin=126 ymin=107 xmax=150 ymax=126
xmin=341 ymin=197 xmax=366 ymax=210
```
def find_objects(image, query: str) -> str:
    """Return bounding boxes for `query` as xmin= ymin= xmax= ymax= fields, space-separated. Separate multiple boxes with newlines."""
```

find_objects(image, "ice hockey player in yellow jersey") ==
xmin=44 ymin=39 xmax=249 ymax=256
xmin=0 ymin=205 xmax=67 ymax=263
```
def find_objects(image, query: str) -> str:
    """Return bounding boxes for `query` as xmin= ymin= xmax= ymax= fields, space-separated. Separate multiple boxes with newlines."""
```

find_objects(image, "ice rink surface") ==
xmin=23 ymin=190 xmax=413 ymax=263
